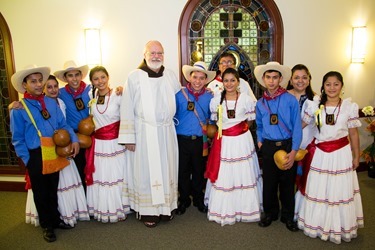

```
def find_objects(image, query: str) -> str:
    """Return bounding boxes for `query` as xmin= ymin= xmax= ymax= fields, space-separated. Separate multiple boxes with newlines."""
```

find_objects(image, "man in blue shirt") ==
xmin=255 ymin=62 xmax=302 ymax=232
xmin=54 ymin=61 xmax=90 ymax=192
xmin=174 ymin=61 xmax=215 ymax=215
xmin=10 ymin=65 xmax=79 ymax=242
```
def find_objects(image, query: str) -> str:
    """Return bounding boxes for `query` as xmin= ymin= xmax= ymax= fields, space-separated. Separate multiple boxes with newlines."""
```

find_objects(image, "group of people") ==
xmin=10 ymin=40 xmax=363 ymax=245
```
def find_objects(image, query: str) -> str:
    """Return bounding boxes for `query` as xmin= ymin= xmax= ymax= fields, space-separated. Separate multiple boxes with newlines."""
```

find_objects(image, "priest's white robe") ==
xmin=119 ymin=68 xmax=181 ymax=216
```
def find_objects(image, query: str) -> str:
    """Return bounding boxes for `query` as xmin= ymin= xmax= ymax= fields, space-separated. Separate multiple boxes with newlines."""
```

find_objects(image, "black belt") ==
xmin=263 ymin=138 xmax=291 ymax=147
xmin=177 ymin=135 xmax=202 ymax=140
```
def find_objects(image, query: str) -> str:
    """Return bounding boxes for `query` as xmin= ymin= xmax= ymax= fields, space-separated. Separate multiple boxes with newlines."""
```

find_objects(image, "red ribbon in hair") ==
xmin=85 ymin=121 xmax=120 ymax=185
xmin=205 ymin=121 xmax=249 ymax=183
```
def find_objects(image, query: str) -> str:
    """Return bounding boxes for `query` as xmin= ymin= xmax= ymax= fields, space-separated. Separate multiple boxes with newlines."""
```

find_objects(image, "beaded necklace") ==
xmin=325 ymin=98 xmax=341 ymax=125
xmin=225 ymin=91 xmax=238 ymax=119
xmin=96 ymin=88 xmax=111 ymax=114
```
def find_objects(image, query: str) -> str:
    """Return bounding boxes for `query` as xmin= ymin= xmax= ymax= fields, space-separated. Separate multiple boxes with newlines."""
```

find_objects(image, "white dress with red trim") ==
xmin=296 ymin=98 xmax=364 ymax=244
xmin=86 ymin=92 xmax=130 ymax=222
xmin=205 ymin=93 xmax=263 ymax=226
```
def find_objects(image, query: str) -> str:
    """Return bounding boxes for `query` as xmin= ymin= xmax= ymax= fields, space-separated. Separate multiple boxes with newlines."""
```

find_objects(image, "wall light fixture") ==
xmin=84 ymin=28 xmax=102 ymax=66
xmin=351 ymin=26 xmax=367 ymax=63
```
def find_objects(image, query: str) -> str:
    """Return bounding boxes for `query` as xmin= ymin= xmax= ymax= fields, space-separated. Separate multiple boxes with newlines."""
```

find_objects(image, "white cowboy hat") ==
xmin=182 ymin=61 xmax=216 ymax=83
xmin=11 ymin=65 xmax=50 ymax=94
xmin=53 ymin=60 xmax=89 ymax=82
xmin=254 ymin=61 xmax=291 ymax=88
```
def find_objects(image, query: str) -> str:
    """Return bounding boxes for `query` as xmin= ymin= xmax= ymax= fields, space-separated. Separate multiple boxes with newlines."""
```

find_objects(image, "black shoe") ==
xmin=194 ymin=202 xmax=208 ymax=213
xmin=176 ymin=202 xmax=191 ymax=215
xmin=56 ymin=221 xmax=73 ymax=230
xmin=258 ymin=216 xmax=273 ymax=227
xmin=280 ymin=218 xmax=299 ymax=232
xmin=285 ymin=220 xmax=299 ymax=232
xmin=43 ymin=228 xmax=56 ymax=242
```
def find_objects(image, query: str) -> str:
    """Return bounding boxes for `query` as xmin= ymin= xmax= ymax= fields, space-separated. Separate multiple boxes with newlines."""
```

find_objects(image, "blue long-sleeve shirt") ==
xmin=174 ymin=88 xmax=213 ymax=136
xmin=10 ymin=96 xmax=78 ymax=165
xmin=58 ymin=84 xmax=91 ymax=131
xmin=256 ymin=92 xmax=302 ymax=151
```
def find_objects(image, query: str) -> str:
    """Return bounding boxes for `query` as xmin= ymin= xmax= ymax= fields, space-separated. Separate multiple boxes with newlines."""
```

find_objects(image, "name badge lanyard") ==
xmin=263 ymin=98 xmax=284 ymax=137
xmin=182 ymin=89 xmax=209 ymax=124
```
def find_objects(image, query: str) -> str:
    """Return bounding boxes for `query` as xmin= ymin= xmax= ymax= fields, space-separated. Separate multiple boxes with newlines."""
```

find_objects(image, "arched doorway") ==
xmin=0 ymin=12 xmax=24 ymax=190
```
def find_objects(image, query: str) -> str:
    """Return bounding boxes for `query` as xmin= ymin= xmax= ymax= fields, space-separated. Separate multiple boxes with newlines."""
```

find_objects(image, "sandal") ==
xmin=160 ymin=214 xmax=174 ymax=221
xmin=143 ymin=221 xmax=157 ymax=228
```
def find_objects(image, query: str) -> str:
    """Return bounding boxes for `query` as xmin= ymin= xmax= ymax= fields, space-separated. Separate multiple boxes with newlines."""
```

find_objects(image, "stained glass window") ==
xmin=186 ymin=0 xmax=277 ymax=98
xmin=0 ymin=36 xmax=18 ymax=166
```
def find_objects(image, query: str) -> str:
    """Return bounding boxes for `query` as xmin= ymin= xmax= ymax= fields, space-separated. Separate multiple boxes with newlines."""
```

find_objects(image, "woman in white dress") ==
xmin=86 ymin=66 xmax=130 ymax=223
xmin=25 ymin=75 xmax=89 ymax=227
xmin=205 ymin=68 xmax=262 ymax=226
xmin=296 ymin=71 xmax=364 ymax=244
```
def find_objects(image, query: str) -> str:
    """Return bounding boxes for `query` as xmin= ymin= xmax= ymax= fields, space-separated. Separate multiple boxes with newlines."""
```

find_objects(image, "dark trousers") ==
xmin=27 ymin=148 xmax=60 ymax=229
xmin=261 ymin=139 xmax=296 ymax=221
xmin=73 ymin=148 xmax=86 ymax=193
xmin=177 ymin=136 xmax=207 ymax=205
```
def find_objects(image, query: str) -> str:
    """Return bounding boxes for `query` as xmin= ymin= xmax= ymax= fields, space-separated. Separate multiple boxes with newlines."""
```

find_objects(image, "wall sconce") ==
xmin=351 ymin=26 xmax=367 ymax=63
xmin=84 ymin=28 xmax=102 ymax=66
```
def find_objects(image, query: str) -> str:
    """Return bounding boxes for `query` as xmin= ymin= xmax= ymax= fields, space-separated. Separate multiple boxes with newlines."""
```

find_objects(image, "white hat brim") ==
xmin=254 ymin=62 xmax=291 ymax=88
xmin=182 ymin=65 xmax=216 ymax=84
xmin=11 ymin=66 xmax=50 ymax=94
xmin=54 ymin=65 xmax=89 ymax=83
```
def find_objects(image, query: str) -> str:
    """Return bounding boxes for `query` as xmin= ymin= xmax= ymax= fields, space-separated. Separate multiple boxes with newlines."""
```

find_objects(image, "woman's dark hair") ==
xmin=89 ymin=66 xmax=109 ymax=97
xmin=89 ymin=66 xmax=109 ymax=81
xmin=220 ymin=68 xmax=240 ymax=105
xmin=47 ymin=75 xmax=58 ymax=82
xmin=317 ymin=71 xmax=344 ymax=132
xmin=319 ymin=71 xmax=344 ymax=107
xmin=286 ymin=64 xmax=315 ymax=101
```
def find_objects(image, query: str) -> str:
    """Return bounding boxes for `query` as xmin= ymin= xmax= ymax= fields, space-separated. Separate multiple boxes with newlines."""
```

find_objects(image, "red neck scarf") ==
xmin=186 ymin=83 xmax=206 ymax=101
xmin=23 ymin=92 xmax=46 ymax=110
xmin=262 ymin=86 xmax=287 ymax=100
xmin=215 ymin=74 xmax=222 ymax=82
xmin=64 ymin=81 xmax=86 ymax=98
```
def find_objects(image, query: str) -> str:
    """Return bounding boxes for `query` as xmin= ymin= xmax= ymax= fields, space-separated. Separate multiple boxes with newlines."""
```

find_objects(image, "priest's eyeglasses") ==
xmin=146 ymin=52 xmax=164 ymax=57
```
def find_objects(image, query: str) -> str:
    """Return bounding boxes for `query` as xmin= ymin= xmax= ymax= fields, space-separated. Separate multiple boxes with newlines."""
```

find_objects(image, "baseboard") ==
xmin=0 ymin=181 xmax=26 ymax=192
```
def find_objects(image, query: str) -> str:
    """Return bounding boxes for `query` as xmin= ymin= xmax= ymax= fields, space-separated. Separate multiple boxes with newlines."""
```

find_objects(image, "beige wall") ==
xmin=1 ymin=0 xmax=374 ymax=148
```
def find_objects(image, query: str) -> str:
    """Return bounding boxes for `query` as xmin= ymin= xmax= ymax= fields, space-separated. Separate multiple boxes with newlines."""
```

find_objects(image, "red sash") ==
xmin=25 ymin=169 xmax=32 ymax=190
xmin=85 ymin=121 xmax=120 ymax=185
xmin=205 ymin=121 xmax=249 ymax=183
xmin=296 ymin=136 xmax=349 ymax=195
